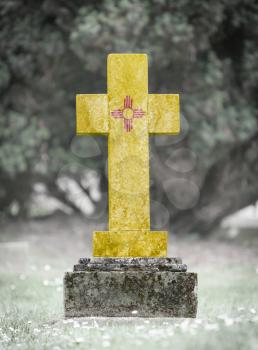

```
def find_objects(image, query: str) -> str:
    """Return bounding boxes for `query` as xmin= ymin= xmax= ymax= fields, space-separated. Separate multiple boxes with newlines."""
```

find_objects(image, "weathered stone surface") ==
xmin=64 ymin=258 xmax=198 ymax=318
xmin=79 ymin=257 xmax=183 ymax=264
xmin=74 ymin=257 xmax=186 ymax=272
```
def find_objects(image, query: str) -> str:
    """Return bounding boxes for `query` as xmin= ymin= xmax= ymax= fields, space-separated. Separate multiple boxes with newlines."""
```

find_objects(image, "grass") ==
xmin=1 ymin=265 xmax=258 ymax=349
xmin=0 ymin=217 xmax=258 ymax=349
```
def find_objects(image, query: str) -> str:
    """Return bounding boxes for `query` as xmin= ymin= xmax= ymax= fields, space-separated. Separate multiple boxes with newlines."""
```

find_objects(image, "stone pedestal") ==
xmin=64 ymin=258 xmax=197 ymax=318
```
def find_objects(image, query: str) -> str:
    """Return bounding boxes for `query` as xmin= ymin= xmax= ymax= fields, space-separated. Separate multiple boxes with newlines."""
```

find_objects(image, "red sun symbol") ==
xmin=111 ymin=96 xmax=145 ymax=132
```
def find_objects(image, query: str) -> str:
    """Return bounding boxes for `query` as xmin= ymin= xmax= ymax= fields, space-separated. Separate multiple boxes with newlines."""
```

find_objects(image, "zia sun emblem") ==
xmin=111 ymin=96 xmax=145 ymax=132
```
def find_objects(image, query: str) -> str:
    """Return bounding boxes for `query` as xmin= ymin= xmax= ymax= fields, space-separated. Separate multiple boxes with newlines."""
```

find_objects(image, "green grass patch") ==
xmin=0 ymin=264 xmax=258 ymax=350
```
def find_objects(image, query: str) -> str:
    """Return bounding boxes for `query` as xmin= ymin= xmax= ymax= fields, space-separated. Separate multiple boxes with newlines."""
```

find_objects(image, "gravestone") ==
xmin=64 ymin=54 xmax=198 ymax=317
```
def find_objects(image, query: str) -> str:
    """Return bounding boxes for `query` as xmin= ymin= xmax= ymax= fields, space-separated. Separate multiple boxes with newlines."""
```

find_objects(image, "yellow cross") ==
xmin=76 ymin=54 xmax=180 ymax=257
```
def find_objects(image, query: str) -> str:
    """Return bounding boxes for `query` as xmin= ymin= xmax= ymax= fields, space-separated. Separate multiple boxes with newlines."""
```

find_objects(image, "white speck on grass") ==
xmin=2 ymin=334 xmax=10 ymax=342
xmin=27 ymin=321 xmax=32 ymax=324
xmin=75 ymin=337 xmax=84 ymax=344
xmin=195 ymin=319 xmax=203 ymax=324
xmin=237 ymin=306 xmax=245 ymax=312
xmin=103 ymin=334 xmax=111 ymax=340
xmin=180 ymin=319 xmax=189 ymax=331
xmin=136 ymin=325 xmax=145 ymax=331
xmin=43 ymin=280 xmax=49 ymax=286
xmin=44 ymin=264 xmax=51 ymax=271
xmin=131 ymin=310 xmax=138 ymax=315
xmin=19 ymin=274 xmax=26 ymax=280
xmin=218 ymin=314 xmax=226 ymax=319
xmin=148 ymin=328 xmax=165 ymax=336
xmin=204 ymin=323 xmax=219 ymax=331
xmin=93 ymin=319 xmax=99 ymax=328
xmin=224 ymin=318 xmax=234 ymax=326
xmin=65 ymin=319 xmax=74 ymax=324
xmin=10 ymin=284 xmax=16 ymax=290
xmin=218 ymin=314 xmax=234 ymax=326
xmin=102 ymin=340 xmax=111 ymax=347
xmin=250 ymin=308 xmax=256 ymax=314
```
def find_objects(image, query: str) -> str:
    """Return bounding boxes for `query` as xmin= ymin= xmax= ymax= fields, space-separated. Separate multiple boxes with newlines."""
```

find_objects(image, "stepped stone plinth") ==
xmin=64 ymin=258 xmax=197 ymax=317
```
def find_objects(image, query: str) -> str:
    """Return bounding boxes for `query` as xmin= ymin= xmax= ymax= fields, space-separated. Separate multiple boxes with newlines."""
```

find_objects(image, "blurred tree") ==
xmin=0 ymin=0 xmax=257 ymax=233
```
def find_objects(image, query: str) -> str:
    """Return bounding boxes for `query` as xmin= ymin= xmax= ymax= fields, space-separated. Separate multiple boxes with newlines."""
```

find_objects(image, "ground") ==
xmin=0 ymin=214 xmax=258 ymax=350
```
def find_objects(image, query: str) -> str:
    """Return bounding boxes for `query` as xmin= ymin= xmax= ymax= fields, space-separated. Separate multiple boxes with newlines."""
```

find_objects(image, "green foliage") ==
xmin=70 ymin=0 xmax=258 ymax=167
xmin=0 ymin=0 xmax=258 ymax=216
xmin=0 ymin=112 xmax=49 ymax=177
xmin=0 ymin=61 xmax=10 ymax=93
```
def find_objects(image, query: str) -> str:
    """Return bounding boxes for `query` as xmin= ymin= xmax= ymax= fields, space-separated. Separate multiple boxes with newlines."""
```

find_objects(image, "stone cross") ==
xmin=76 ymin=54 xmax=180 ymax=257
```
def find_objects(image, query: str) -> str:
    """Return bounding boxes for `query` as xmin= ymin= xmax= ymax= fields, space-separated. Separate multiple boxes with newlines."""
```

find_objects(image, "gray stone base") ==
xmin=64 ymin=258 xmax=198 ymax=318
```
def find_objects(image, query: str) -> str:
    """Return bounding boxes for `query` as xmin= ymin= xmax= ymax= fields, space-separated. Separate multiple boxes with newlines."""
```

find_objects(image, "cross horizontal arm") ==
xmin=76 ymin=94 xmax=109 ymax=135
xmin=148 ymin=94 xmax=180 ymax=134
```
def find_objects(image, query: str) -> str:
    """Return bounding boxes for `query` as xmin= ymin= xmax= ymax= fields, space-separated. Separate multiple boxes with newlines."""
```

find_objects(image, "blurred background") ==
xmin=1 ymin=2 xmax=258 ymax=349
xmin=1 ymin=0 xmax=258 ymax=238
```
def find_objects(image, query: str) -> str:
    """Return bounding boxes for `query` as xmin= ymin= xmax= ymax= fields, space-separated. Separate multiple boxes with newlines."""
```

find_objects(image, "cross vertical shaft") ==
xmin=108 ymin=54 xmax=150 ymax=231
